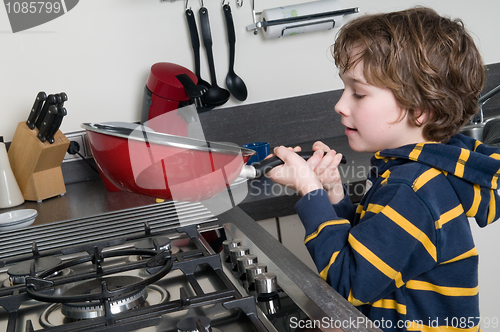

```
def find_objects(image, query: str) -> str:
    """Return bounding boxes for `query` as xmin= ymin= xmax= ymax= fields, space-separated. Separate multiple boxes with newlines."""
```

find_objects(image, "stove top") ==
xmin=0 ymin=202 xmax=317 ymax=332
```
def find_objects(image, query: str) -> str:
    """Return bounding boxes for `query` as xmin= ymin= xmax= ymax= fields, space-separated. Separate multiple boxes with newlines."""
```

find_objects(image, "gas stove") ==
xmin=0 ymin=201 xmax=320 ymax=332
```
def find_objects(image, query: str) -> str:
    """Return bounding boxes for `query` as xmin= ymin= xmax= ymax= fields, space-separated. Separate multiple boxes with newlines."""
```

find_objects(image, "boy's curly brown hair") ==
xmin=333 ymin=7 xmax=485 ymax=143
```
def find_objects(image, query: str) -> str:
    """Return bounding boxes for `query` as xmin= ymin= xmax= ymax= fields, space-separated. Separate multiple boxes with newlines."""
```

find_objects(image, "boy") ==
xmin=268 ymin=7 xmax=500 ymax=332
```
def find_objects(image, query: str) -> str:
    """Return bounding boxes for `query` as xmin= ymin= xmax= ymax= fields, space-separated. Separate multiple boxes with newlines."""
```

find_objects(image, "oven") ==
xmin=0 ymin=201 xmax=379 ymax=332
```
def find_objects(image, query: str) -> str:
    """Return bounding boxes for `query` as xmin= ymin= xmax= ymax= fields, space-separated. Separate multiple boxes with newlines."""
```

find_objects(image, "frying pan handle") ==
xmin=250 ymin=150 xmax=347 ymax=179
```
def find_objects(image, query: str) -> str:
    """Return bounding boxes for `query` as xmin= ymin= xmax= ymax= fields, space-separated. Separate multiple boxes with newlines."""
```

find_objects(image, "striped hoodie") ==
xmin=295 ymin=134 xmax=500 ymax=332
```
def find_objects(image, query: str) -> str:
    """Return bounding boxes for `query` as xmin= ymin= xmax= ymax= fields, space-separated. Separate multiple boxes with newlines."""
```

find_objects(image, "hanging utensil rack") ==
xmin=246 ymin=0 xmax=358 ymax=35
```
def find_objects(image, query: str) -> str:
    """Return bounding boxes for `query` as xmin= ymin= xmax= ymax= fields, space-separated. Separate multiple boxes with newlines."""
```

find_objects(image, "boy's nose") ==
xmin=334 ymin=92 xmax=349 ymax=116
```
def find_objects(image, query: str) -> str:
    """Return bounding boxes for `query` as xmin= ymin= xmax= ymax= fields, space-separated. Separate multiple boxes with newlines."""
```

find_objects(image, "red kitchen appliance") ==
xmin=140 ymin=62 xmax=199 ymax=135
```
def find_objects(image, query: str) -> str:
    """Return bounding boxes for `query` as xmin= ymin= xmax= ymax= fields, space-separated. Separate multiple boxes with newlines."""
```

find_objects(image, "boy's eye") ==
xmin=353 ymin=92 xmax=365 ymax=99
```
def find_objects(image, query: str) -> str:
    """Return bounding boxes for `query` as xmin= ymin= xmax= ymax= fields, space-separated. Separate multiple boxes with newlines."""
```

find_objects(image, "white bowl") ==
xmin=0 ymin=209 xmax=37 ymax=230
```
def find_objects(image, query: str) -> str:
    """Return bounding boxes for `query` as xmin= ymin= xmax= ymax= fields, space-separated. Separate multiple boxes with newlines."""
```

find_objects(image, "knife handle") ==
xmin=35 ymin=94 xmax=57 ymax=129
xmin=47 ymin=106 xmax=67 ymax=144
xmin=26 ymin=92 xmax=47 ymax=130
xmin=57 ymin=92 xmax=68 ymax=107
xmin=37 ymin=105 xmax=58 ymax=143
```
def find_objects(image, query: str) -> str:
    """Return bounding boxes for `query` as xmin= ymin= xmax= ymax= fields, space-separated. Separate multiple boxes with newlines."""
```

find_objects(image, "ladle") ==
xmin=199 ymin=6 xmax=230 ymax=106
xmin=223 ymin=4 xmax=247 ymax=101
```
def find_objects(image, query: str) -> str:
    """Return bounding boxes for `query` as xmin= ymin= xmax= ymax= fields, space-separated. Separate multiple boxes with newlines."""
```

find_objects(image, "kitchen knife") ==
xmin=57 ymin=92 xmax=68 ymax=107
xmin=35 ymin=94 xmax=57 ymax=129
xmin=46 ymin=106 xmax=67 ymax=144
xmin=37 ymin=105 xmax=58 ymax=143
xmin=45 ymin=92 xmax=68 ymax=143
xmin=26 ymin=92 xmax=47 ymax=130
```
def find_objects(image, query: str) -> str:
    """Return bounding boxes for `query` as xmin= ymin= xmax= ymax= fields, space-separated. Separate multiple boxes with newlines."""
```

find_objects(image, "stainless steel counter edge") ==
xmin=219 ymin=207 xmax=382 ymax=332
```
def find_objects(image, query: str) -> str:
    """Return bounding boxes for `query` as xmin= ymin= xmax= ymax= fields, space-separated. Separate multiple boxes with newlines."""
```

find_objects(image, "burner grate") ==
xmin=0 ymin=201 xmax=216 ymax=262
xmin=0 ymin=223 xmax=273 ymax=332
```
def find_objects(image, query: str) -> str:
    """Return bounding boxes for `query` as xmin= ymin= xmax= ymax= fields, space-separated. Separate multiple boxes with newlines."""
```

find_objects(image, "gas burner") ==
xmin=61 ymin=276 xmax=147 ymax=319
xmin=40 ymin=284 xmax=170 ymax=327
xmin=7 ymin=256 xmax=61 ymax=284
xmin=26 ymin=247 xmax=173 ymax=306
xmin=63 ymin=288 xmax=146 ymax=319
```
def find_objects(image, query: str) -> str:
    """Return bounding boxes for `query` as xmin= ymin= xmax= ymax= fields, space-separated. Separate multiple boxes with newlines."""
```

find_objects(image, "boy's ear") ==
xmin=414 ymin=108 xmax=428 ymax=126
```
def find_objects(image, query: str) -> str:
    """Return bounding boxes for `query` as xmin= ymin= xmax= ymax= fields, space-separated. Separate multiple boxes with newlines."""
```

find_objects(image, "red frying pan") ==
xmin=82 ymin=123 xmax=345 ymax=202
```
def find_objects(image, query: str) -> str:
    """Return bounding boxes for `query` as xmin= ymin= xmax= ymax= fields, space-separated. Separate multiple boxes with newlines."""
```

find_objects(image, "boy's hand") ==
xmin=266 ymin=146 xmax=323 ymax=196
xmin=308 ymin=141 xmax=345 ymax=204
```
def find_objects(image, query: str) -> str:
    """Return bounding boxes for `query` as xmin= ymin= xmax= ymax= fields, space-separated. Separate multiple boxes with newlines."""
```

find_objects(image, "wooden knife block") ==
xmin=8 ymin=122 xmax=70 ymax=202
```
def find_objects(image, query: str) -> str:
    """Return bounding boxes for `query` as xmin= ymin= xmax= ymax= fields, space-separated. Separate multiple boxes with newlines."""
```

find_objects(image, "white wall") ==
xmin=0 ymin=0 xmax=500 ymax=142
xmin=470 ymin=220 xmax=500 ymax=331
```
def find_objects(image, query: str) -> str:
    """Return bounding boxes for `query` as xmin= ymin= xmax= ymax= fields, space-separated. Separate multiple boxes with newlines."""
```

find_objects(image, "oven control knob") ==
xmin=222 ymin=238 xmax=241 ymax=262
xmin=236 ymin=254 xmax=258 ymax=274
xmin=255 ymin=272 xmax=278 ymax=297
xmin=257 ymin=295 xmax=281 ymax=315
xmin=245 ymin=263 xmax=267 ymax=284
xmin=222 ymin=240 xmax=234 ymax=256
xmin=222 ymin=238 xmax=241 ymax=255
xmin=229 ymin=246 xmax=250 ymax=267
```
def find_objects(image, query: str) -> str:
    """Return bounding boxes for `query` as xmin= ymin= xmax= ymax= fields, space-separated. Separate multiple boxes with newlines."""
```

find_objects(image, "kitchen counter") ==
xmin=6 ymin=180 xmax=157 ymax=226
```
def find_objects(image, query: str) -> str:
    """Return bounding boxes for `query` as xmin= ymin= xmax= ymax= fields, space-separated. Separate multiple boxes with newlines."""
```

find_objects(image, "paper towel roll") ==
xmin=262 ymin=0 xmax=343 ymax=39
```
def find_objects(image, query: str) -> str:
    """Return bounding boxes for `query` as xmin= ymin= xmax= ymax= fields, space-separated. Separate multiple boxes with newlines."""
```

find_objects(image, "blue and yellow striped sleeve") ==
xmin=296 ymin=183 xmax=438 ymax=303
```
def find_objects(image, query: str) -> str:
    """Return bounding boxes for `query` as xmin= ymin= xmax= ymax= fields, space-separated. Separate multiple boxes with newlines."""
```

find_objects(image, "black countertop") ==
xmin=240 ymin=135 xmax=372 ymax=220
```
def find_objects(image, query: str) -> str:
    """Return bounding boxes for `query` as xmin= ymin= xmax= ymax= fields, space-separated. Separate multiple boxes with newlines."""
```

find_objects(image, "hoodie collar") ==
xmin=372 ymin=134 xmax=500 ymax=190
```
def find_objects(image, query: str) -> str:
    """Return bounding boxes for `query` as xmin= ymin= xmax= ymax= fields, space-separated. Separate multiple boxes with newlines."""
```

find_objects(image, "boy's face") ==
xmin=335 ymin=50 xmax=427 ymax=153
